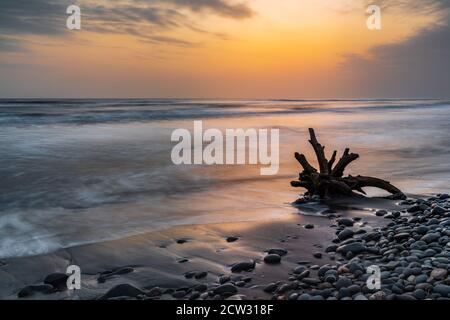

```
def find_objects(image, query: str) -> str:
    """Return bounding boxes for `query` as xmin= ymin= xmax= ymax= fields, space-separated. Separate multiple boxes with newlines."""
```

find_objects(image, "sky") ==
xmin=0 ymin=0 xmax=449 ymax=99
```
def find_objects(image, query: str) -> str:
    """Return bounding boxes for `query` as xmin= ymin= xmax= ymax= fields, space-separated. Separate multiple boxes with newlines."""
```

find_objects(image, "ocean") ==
xmin=1 ymin=99 xmax=449 ymax=258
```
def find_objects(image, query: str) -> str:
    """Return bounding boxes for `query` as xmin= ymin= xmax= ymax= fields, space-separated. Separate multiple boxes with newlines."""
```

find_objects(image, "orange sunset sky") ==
xmin=0 ymin=0 xmax=449 ymax=98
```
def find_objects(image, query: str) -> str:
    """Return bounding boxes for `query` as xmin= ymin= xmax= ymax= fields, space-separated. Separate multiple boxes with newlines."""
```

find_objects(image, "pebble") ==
xmin=226 ymin=236 xmax=239 ymax=243
xmin=194 ymin=271 xmax=208 ymax=279
xmin=432 ymin=206 xmax=447 ymax=215
xmin=213 ymin=284 xmax=238 ymax=295
xmin=17 ymin=284 xmax=54 ymax=298
xmin=231 ymin=260 xmax=255 ymax=273
xmin=148 ymin=287 xmax=162 ymax=297
xmin=219 ymin=275 xmax=231 ymax=284
xmin=298 ymin=293 xmax=311 ymax=300
xmin=326 ymin=244 xmax=338 ymax=253
xmin=337 ymin=242 xmax=367 ymax=255
xmin=264 ymin=254 xmax=282 ymax=264
xmin=337 ymin=218 xmax=354 ymax=227
xmin=335 ymin=277 xmax=352 ymax=290
xmin=421 ymin=233 xmax=440 ymax=243
xmin=43 ymin=273 xmax=69 ymax=290
xmin=100 ymin=284 xmax=145 ymax=300
xmin=433 ymin=284 xmax=450 ymax=297
xmin=338 ymin=229 xmax=354 ymax=241
xmin=263 ymin=283 xmax=278 ymax=293
xmin=376 ymin=210 xmax=388 ymax=217
xmin=413 ymin=289 xmax=426 ymax=300
xmin=293 ymin=266 xmax=306 ymax=274
xmin=430 ymin=268 xmax=447 ymax=280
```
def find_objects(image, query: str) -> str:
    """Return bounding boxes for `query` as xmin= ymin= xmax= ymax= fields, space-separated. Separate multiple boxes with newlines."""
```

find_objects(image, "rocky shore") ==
xmin=8 ymin=194 xmax=450 ymax=300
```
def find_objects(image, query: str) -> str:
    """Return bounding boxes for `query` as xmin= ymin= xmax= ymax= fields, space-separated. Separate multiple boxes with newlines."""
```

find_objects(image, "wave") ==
xmin=0 ymin=99 xmax=449 ymax=126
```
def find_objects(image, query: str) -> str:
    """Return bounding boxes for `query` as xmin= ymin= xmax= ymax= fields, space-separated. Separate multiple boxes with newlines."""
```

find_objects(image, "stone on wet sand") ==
xmin=337 ymin=218 xmax=354 ymax=227
xmin=100 ymin=284 xmax=145 ymax=300
xmin=226 ymin=236 xmax=239 ymax=243
xmin=231 ymin=260 xmax=255 ymax=273
xmin=263 ymin=283 xmax=278 ymax=293
xmin=338 ymin=228 xmax=354 ymax=241
xmin=213 ymin=284 xmax=238 ymax=296
xmin=376 ymin=210 xmax=388 ymax=217
xmin=148 ymin=287 xmax=163 ymax=297
xmin=194 ymin=271 xmax=208 ymax=279
xmin=325 ymin=244 xmax=338 ymax=253
xmin=264 ymin=254 xmax=281 ymax=264
xmin=43 ymin=273 xmax=69 ymax=290
xmin=18 ymin=284 xmax=54 ymax=298
xmin=337 ymin=242 xmax=367 ymax=255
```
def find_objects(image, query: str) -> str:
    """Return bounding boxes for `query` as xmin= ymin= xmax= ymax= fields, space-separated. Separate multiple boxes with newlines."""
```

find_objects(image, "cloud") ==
xmin=0 ymin=0 xmax=68 ymax=35
xmin=363 ymin=0 xmax=450 ymax=17
xmin=161 ymin=0 xmax=254 ymax=19
xmin=0 ymin=37 xmax=28 ymax=52
xmin=339 ymin=14 xmax=450 ymax=98
xmin=0 ymin=0 xmax=254 ymax=51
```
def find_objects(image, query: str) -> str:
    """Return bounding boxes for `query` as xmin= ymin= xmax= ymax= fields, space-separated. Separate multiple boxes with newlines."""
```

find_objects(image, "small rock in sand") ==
xmin=194 ymin=271 xmax=208 ymax=279
xmin=226 ymin=236 xmax=239 ymax=243
xmin=231 ymin=260 xmax=256 ymax=273
xmin=376 ymin=210 xmax=388 ymax=217
xmin=313 ymin=252 xmax=322 ymax=259
xmin=43 ymin=273 xmax=69 ymax=290
xmin=264 ymin=254 xmax=281 ymax=264
xmin=213 ymin=284 xmax=238 ymax=295
xmin=100 ymin=284 xmax=145 ymax=300
xmin=219 ymin=275 xmax=231 ymax=284
xmin=18 ymin=284 xmax=54 ymax=298
xmin=338 ymin=229 xmax=354 ymax=241
xmin=147 ymin=287 xmax=162 ymax=297
xmin=337 ymin=218 xmax=354 ymax=227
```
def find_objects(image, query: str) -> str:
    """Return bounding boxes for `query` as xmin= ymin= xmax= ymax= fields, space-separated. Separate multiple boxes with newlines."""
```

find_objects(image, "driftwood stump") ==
xmin=291 ymin=128 xmax=406 ymax=201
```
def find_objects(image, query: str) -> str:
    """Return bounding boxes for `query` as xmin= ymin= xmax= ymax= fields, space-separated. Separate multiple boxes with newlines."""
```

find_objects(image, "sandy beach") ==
xmin=1 ymin=99 xmax=450 ymax=300
xmin=0 ymin=196 xmax=415 ymax=300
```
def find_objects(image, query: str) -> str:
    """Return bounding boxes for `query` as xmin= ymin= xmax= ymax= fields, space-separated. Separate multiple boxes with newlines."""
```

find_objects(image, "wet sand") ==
xmin=0 ymin=197 xmax=407 ymax=300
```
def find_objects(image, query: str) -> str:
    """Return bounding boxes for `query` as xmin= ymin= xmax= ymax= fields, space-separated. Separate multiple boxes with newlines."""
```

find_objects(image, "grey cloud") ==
xmin=0 ymin=36 xmax=28 ymax=52
xmin=339 ymin=20 xmax=450 ymax=98
xmin=0 ymin=0 xmax=254 ymax=51
xmin=159 ymin=0 xmax=254 ymax=19
xmin=364 ymin=0 xmax=450 ymax=15
xmin=0 ymin=0 xmax=68 ymax=35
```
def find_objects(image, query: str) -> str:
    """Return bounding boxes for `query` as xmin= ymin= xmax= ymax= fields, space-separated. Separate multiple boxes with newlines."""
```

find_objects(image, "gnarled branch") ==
xmin=308 ymin=128 xmax=329 ymax=175
xmin=291 ymin=128 xmax=406 ymax=200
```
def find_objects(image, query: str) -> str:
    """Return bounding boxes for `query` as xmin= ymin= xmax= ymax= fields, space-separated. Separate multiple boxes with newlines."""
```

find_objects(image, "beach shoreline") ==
xmin=4 ymin=195 xmax=440 ymax=300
